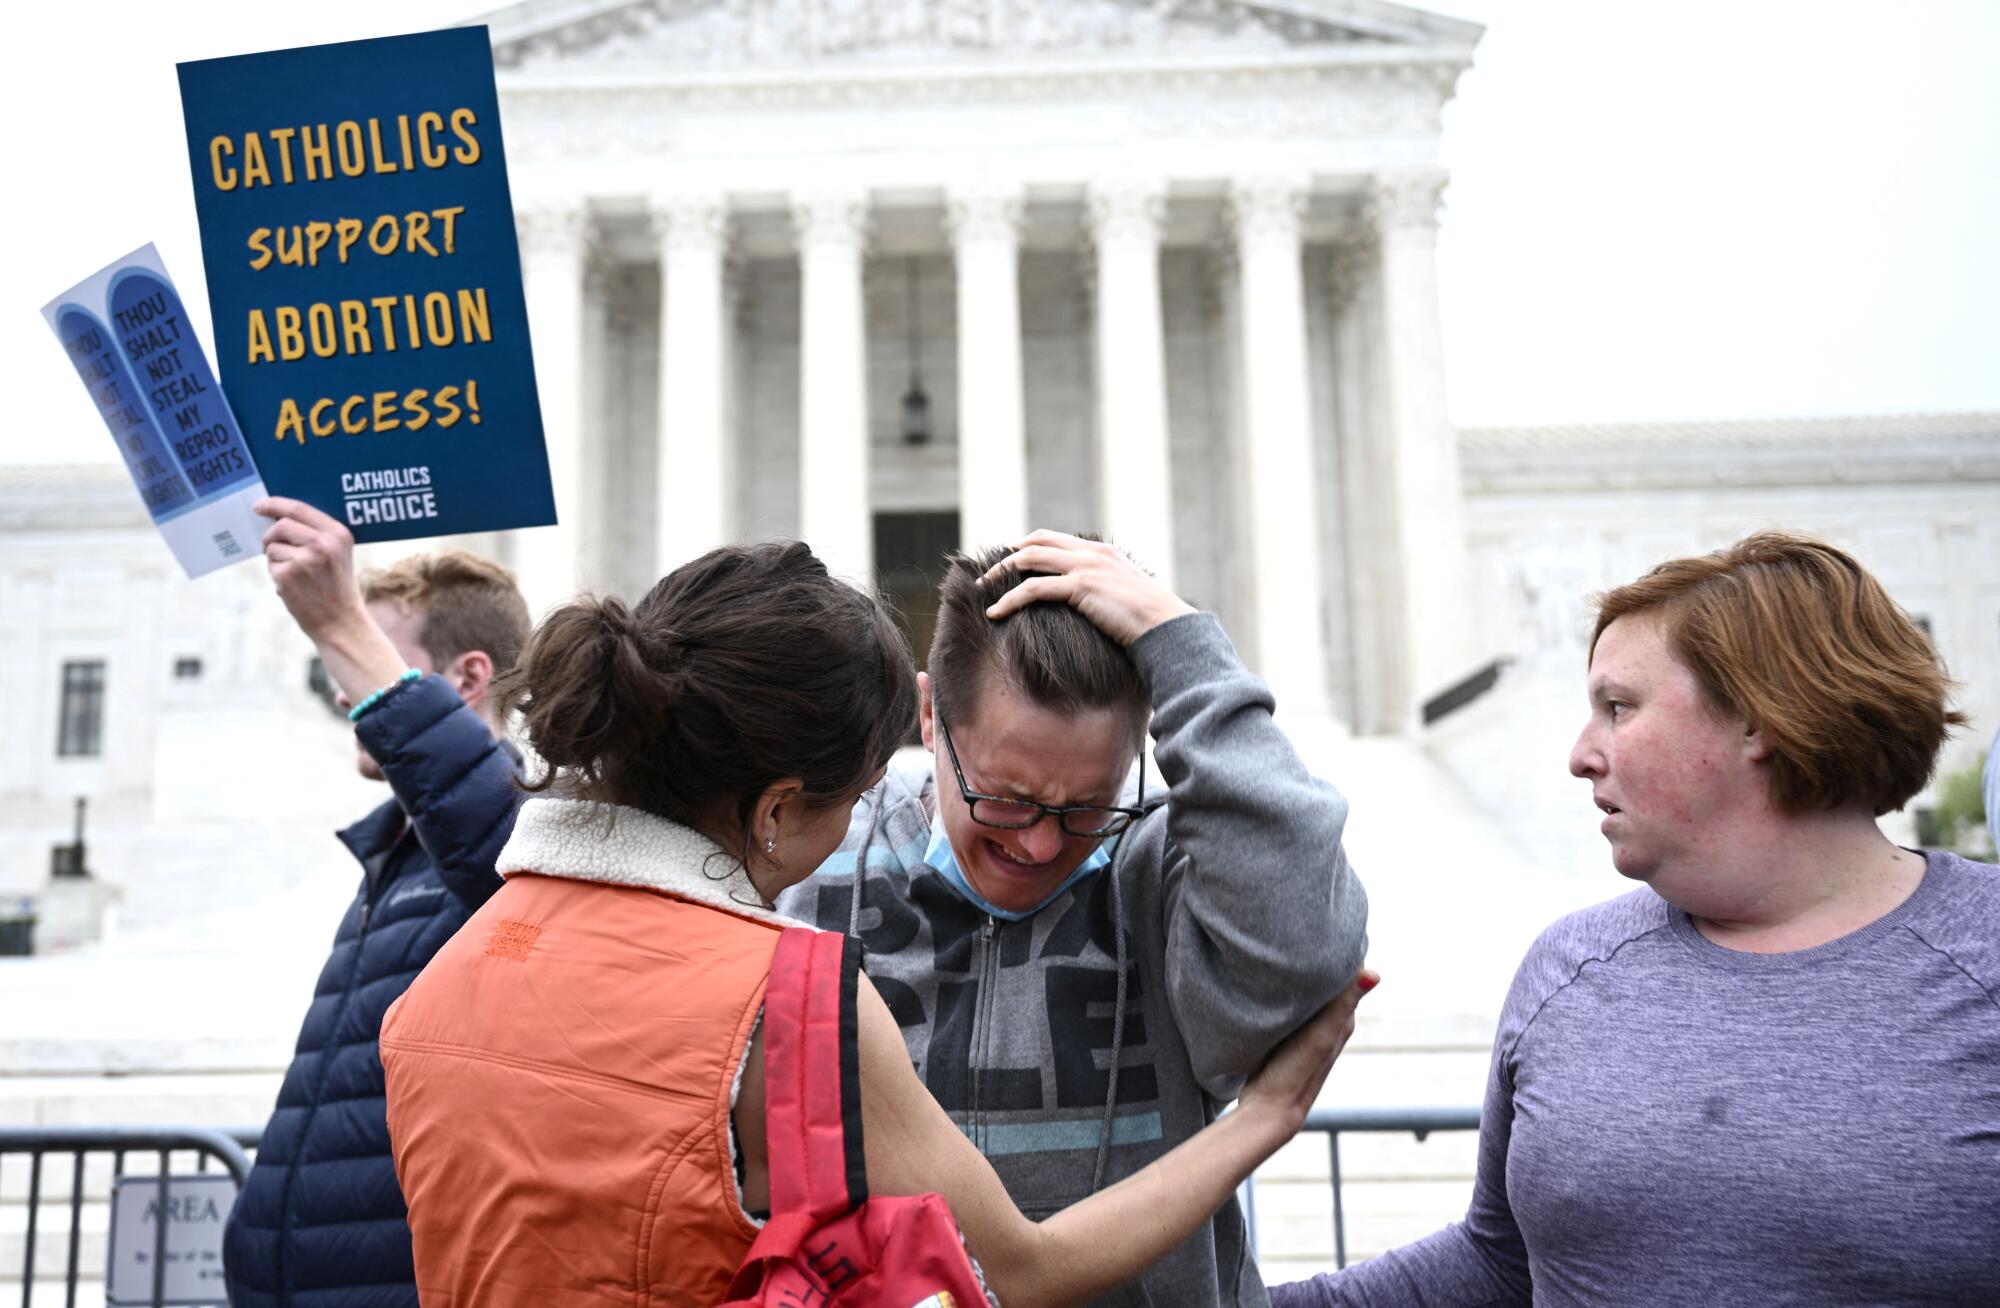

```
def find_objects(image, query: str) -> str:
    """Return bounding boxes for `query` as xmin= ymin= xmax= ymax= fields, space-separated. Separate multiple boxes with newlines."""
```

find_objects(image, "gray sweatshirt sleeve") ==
xmin=1130 ymin=610 xmax=1368 ymax=1097
xmin=1270 ymin=986 xmax=1534 ymax=1307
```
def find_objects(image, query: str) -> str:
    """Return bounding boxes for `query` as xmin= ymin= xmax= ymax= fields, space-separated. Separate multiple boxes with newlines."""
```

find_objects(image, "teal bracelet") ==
xmin=347 ymin=668 xmax=423 ymax=723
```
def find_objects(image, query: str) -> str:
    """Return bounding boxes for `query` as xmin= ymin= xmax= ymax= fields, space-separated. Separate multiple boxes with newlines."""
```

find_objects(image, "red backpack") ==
xmin=720 ymin=928 xmax=997 ymax=1308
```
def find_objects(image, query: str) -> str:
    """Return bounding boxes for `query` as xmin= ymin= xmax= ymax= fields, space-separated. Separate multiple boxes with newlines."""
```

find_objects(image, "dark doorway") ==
xmin=874 ymin=511 xmax=960 ymax=717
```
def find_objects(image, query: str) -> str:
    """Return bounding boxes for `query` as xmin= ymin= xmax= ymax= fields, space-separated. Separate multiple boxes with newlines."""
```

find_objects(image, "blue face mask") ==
xmin=926 ymin=822 xmax=1111 ymax=922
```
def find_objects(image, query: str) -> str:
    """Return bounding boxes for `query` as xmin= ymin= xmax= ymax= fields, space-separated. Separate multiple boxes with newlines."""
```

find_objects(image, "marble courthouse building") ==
xmin=6 ymin=6 xmax=1999 ymax=1282
xmin=7 ymin=1 xmax=1996 ymax=994
xmin=480 ymin=0 xmax=1488 ymax=735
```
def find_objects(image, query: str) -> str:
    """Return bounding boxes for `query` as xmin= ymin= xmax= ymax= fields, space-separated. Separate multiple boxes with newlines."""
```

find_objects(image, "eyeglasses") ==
xmin=936 ymin=713 xmax=1146 ymax=838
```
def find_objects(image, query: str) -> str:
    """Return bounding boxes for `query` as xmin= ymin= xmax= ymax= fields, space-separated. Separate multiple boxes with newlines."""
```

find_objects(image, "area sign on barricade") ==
xmin=105 ymin=1174 xmax=236 ymax=1306
xmin=177 ymin=26 xmax=555 ymax=543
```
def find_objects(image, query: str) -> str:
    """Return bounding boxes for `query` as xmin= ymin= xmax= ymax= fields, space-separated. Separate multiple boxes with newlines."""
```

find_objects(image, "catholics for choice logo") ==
xmin=341 ymin=466 xmax=439 ymax=526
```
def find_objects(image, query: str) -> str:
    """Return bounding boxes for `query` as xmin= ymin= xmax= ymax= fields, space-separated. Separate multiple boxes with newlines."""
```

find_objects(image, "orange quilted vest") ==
xmin=383 ymin=866 xmax=783 ymax=1306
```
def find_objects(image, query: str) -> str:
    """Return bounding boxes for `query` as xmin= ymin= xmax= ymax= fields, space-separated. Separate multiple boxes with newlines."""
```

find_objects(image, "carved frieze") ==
xmin=494 ymin=0 xmax=1383 ymax=71
xmin=505 ymin=90 xmax=680 ymax=162
xmin=499 ymin=63 xmax=1453 ymax=163
xmin=1137 ymin=63 xmax=1454 ymax=140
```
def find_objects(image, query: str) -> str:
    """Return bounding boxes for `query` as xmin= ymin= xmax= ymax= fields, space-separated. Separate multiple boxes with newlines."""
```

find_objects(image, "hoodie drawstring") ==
xmin=1090 ymin=860 xmax=1127 ymax=1193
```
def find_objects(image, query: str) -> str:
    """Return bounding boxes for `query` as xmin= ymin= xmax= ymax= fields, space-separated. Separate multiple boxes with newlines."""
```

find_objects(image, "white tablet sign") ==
xmin=42 ymin=244 xmax=269 ymax=580
xmin=105 ymin=1174 xmax=235 ymax=1306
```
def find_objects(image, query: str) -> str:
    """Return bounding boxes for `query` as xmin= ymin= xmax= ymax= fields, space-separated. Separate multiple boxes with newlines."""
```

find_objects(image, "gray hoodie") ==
xmin=777 ymin=612 xmax=1368 ymax=1306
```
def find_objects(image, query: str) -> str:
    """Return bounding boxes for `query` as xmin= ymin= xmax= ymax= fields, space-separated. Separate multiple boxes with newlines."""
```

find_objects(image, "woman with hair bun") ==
xmin=381 ymin=540 xmax=1372 ymax=1307
xmin=1275 ymin=532 xmax=2000 ymax=1308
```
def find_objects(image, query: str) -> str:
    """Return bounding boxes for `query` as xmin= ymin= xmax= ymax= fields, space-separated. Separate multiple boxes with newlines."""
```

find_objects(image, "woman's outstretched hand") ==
xmin=1237 ymin=970 xmax=1379 ymax=1133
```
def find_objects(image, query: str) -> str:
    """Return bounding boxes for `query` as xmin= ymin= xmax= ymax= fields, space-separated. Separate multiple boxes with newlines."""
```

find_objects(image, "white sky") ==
xmin=1427 ymin=0 xmax=2000 ymax=425
xmin=6 ymin=0 xmax=1997 ymax=468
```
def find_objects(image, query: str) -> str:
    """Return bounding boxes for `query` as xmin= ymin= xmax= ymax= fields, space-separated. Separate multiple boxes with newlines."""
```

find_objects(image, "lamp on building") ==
xmin=900 ymin=257 xmax=932 ymax=446
xmin=50 ymin=796 xmax=89 ymax=880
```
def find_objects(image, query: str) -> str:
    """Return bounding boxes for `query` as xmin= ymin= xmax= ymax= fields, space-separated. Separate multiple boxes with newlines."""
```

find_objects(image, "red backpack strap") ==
xmin=763 ymin=927 xmax=868 ymax=1224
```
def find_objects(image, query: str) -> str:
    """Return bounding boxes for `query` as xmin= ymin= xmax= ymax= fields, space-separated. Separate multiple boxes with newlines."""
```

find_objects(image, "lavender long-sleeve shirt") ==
xmin=1278 ymin=850 xmax=2000 ymax=1307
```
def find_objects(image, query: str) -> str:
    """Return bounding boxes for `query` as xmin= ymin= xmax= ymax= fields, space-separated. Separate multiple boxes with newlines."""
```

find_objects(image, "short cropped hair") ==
xmin=1590 ymin=531 xmax=1964 ymax=816
xmin=360 ymin=550 xmax=531 ymax=675
xmin=928 ymin=539 xmax=1149 ymax=752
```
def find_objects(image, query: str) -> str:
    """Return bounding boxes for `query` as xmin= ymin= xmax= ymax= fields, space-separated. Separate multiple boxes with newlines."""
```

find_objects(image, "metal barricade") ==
xmin=7 ymin=1112 xmax=1475 ymax=1296
xmin=1 ymin=1126 xmax=254 ymax=1308
xmin=1306 ymin=1106 xmax=1482 ymax=1268
xmin=1246 ymin=1106 xmax=1482 ymax=1271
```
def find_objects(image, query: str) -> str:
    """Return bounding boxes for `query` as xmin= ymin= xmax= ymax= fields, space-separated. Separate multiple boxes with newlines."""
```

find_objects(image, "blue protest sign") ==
xmin=43 ymin=244 xmax=270 ymax=578
xmin=177 ymin=26 xmax=554 ymax=542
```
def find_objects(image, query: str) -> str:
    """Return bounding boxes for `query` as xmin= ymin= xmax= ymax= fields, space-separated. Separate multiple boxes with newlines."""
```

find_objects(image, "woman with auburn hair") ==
xmin=1276 ymin=531 xmax=2000 ymax=1307
xmin=379 ymin=540 xmax=1372 ymax=1308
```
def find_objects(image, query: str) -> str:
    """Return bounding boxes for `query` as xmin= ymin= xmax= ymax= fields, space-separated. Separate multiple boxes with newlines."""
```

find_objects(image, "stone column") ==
xmin=1230 ymin=176 xmax=1330 ymax=717
xmin=651 ymin=195 xmax=731 ymax=575
xmin=1086 ymin=179 xmax=1175 ymax=589
xmin=792 ymin=190 xmax=873 ymax=585
xmin=1327 ymin=227 xmax=1398 ymax=735
xmin=516 ymin=203 xmax=591 ymax=617
xmin=580 ymin=247 xmax=615 ymax=588
xmin=947 ymin=186 xmax=1028 ymax=551
xmin=1372 ymin=168 xmax=1475 ymax=723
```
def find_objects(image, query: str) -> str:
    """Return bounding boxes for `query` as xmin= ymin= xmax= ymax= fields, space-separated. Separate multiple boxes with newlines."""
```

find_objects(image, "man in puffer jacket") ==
xmin=223 ymin=496 xmax=530 ymax=1308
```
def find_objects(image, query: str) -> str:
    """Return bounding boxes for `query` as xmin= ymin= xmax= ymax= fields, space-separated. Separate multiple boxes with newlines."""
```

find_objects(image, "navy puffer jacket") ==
xmin=224 ymin=675 xmax=521 ymax=1308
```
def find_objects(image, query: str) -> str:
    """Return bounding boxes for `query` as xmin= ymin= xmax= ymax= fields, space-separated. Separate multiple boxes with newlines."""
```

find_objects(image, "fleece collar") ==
xmin=497 ymin=797 xmax=806 ymax=929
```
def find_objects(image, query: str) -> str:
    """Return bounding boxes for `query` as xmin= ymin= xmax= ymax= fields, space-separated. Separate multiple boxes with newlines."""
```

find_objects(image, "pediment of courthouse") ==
xmin=471 ymin=0 xmax=1481 ymax=173
xmin=466 ymin=0 xmax=1490 ymax=737
xmin=479 ymin=0 xmax=1479 ymax=70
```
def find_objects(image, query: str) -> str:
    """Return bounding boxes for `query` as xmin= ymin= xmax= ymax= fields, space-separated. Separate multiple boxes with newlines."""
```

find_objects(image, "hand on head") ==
xmin=980 ymin=529 xmax=1196 ymax=646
